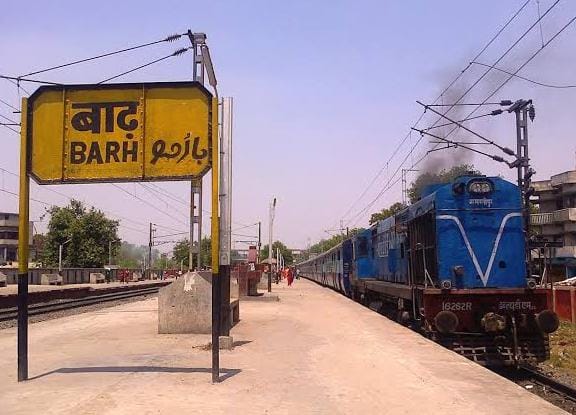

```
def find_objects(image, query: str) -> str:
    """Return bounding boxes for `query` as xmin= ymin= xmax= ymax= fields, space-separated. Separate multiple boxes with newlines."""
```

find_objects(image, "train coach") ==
xmin=299 ymin=174 xmax=559 ymax=365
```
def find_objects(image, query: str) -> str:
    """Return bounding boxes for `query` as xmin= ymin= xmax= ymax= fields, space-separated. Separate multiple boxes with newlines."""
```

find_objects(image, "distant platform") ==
xmin=0 ymin=279 xmax=564 ymax=414
xmin=0 ymin=279 xmax=171 ymax=297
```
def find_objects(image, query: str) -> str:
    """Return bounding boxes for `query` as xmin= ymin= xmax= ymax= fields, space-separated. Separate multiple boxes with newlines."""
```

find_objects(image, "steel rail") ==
xmin=518 ymin=365 xmax=576 ymax=403
xmin=0 ymin=286 xmax=161 ymax=322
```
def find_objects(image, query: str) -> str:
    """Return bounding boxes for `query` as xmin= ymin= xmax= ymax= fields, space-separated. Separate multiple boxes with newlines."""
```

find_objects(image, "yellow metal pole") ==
xmin=211 ymin=97 xmax=220 ymax=273
xmin=17 ymin=98 xmax=30 ymax=382
xmin=210 ymin=96 xmax=220 ymax=383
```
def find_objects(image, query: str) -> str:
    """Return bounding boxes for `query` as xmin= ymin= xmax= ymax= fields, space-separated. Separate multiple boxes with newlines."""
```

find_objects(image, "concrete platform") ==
xmin=0 ymin=279 xmax=566 ymax=414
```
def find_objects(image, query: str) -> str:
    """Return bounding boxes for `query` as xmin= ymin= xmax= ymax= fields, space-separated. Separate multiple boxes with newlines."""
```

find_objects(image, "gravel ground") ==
xmin=0 ymin=293 xmax=158 ymax=330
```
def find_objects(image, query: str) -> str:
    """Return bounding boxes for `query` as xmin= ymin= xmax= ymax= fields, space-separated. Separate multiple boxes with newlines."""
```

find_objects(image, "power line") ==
xmin=470 ymin=61 xmax=576 ymax=89
xmin=98 ymin=47 xmax=190 ymax=84
xmin=0 ymin=98 xmax=18 ymax=111
xmin=138 ymin=183 xmax=189 ymax=219
xmin=0 ymin=75 xmax=61 ymax=85
xmin=372 ymin=12 xmax=576 ymax=228
xmin=0 ymin=112 xmax=18 ymax=124
xmin=111 ymin=183 xmax=189 ymax=226
xmin=1 ymin=76 xmax=31 ymax=95
xmin=21 ymin=33 xmax=184 ymax=77
xmin=345 ymin=0 xmax=563 ymax=226
xmin=337 ymin=0 xmax=531 ymax=225
xmin=0 ymin=166 xmax=165 ymax=229
xmin=1 ymin=188 xmax=148 ymax=235
xmin=439 ymin=12 xmax=576 ymax=146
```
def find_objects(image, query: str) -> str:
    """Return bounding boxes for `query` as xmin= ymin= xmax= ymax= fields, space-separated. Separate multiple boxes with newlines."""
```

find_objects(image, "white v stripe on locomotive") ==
xmin=436 ymin=213 xmax=523 ymax=287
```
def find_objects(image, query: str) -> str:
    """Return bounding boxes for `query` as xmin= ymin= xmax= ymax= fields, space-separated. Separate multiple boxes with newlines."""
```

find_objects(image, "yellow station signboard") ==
xmin=27 ymin=81 xmax=213 ymax=183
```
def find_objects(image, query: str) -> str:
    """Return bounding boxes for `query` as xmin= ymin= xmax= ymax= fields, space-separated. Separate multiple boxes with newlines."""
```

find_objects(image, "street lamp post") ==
xmin=268 ymin=198 xmax=276 ymax=293
xmin=58 ymin=238 xmax=72 ymax=273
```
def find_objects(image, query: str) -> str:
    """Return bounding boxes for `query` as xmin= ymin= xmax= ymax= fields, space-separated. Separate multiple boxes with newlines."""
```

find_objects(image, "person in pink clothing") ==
xmin=286 ymin=267 xmax=294 ymax=287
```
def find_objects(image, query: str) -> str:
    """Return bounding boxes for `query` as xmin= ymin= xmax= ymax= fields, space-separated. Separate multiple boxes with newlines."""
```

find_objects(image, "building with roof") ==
xmin=0 ymin=212 xmax=33 ymax=266
xmin=531 ymin=170 xmax=576 ymax=279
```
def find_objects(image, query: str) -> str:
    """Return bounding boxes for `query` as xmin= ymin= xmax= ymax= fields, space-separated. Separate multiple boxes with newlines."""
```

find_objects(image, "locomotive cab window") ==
xmin=356 ymin=237 xmax=368 ymax=257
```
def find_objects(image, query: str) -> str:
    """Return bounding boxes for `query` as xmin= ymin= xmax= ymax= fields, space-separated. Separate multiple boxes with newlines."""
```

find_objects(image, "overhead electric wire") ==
xmin=0 ymin=166 xmax=179 ymax=234
xmin=337 ymin=0 xmax=531 ymax=225
xmin=0 ymin=112 xmax=18 ymax=124
xmin=21 ymin=33 xmax=184 ymax=78
xmin=111 ymin=183 xmax=189 ymax=226
xmin=1 ymin=188 xmax=148 ymax=235
xmin=0 ymin=112 xmax=19 ymax=133
xmin=470 ymin=61 xmax=576 ymax=89
xmin=344 ymin=0 xmax=562 ymax=227
xmin=371 ymin=11 xmax=576 ymax=229
xmin=98 ymin=48 xmax=190 ymax=84
xmin=439 ymin=12 xmax=576 ymax=146
xmin=1 ymin=76 xmax=31 ymax=95
xmin=0 ymin=98 xmax=18 ymax=111
xmin=0 ymin=75 xmax=61 ymax=85
xmin=138 ymin=183 xmax=189 ymax=220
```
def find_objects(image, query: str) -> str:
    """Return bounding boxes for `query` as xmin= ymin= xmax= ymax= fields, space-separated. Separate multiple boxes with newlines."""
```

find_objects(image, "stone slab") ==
xmin=89 ymin=273 xmax=105 ymax=284
xmin=158 ymin=271 xmax=212 ymax=334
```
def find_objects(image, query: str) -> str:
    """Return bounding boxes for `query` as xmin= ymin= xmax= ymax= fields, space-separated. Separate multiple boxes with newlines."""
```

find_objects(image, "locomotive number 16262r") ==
xmin=442 ymin=302 xmax=472 ymax=311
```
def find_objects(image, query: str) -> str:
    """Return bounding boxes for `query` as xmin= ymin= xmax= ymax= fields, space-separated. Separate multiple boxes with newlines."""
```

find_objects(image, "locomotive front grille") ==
xmin=434 ymin=334 xmax=550 ymax=366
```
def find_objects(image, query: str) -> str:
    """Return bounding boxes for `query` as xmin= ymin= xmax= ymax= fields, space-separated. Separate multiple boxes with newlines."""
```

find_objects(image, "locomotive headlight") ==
xmin=434 ymin=311 xmax=459 ymax=334
xmin=468 ymin=180 xmax=493 ymax=194
xmin=536 ymin=310 xmax=560 ymax=334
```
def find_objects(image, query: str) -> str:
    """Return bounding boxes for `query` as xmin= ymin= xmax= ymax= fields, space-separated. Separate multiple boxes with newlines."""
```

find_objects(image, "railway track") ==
xmin=517 ymin=366 xmax=576 ymax=403
xmin=0 ymin=286 xmax=160 ymax=322
xmin=490 ymin=365 xmax=576 ymax=413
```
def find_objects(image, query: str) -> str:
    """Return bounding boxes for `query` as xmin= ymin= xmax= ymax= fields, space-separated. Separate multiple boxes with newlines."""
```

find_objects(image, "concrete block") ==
xmin=0 ymin=272 xmax=6 ymax=287
xmin=89 ymin=273 xmax=105 ymax=284
xmin=158 ymin=271 xmax=212 ymax=334
xmin=219 ymin=335 xmax=233 ymax=350
xmin=40 ymin=274 xmax=63 ymax=285
xmin=230 ymin=278 xmax=239 ymax=299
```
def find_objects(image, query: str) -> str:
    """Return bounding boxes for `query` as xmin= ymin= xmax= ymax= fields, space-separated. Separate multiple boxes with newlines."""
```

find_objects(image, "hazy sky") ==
xmin=1 ymin=0 xmax=575 ymax=253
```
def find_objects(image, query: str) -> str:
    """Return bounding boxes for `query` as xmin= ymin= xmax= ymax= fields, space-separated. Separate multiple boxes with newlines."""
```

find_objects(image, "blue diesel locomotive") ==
xmin=299 ymin=174 xmax=559 ymax=365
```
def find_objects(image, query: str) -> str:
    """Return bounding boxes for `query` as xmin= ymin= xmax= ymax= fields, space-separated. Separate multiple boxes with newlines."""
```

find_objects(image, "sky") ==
xmin=1 ymin=0 xmax=576 ymax=253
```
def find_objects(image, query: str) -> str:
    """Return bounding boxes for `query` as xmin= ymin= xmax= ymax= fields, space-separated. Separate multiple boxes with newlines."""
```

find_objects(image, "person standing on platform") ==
xmin=287 ymin=267 xmax=294 ymax=287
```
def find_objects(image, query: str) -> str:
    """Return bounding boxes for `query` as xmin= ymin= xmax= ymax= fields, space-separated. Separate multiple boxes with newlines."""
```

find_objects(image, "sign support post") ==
xmin=210 ymin=97 xmax=220 ymax=383
xmin=17 ymin=98 xmax=30 ymax=382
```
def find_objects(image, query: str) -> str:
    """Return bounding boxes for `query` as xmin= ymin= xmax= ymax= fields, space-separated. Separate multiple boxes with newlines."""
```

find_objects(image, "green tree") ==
xmin=42 ymin=200 xmax=120 ymax=268
xmin=172 ymin=237 xmax=211 ymax=269
xmin=261 ymin=241 xmax=294 ymax=265
xmin=369 ymin=202 xmax=406 ymax=225
xmin=408 ymin=164 xmax=481 ymax=203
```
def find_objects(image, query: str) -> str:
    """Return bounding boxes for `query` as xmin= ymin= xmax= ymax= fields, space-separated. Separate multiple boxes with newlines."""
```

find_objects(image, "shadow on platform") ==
xmin=29 ymin=366 xmax=241 ymax=382
xmin=232 ymin=340 xmax=252 ymax=347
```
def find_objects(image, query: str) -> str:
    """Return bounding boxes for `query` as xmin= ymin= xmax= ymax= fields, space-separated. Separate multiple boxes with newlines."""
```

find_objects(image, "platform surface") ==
xmin=0 ymin=279 xmax=566 ymax=414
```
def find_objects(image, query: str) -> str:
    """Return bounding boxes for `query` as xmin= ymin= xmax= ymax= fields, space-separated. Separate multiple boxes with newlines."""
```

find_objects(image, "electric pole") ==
xmin=268 ymin=198 xmax=276 ymax=292
xmin=508 ymin=99 xmax=536 ymax=278
xmin=257 ymin=221 xmax=261 ymax=263
xmin=148 ymin=223 xmax=155 ymax=279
